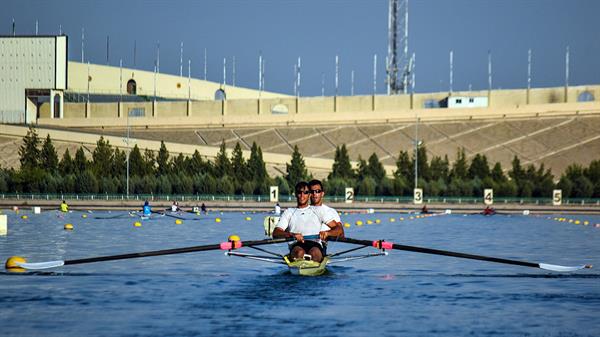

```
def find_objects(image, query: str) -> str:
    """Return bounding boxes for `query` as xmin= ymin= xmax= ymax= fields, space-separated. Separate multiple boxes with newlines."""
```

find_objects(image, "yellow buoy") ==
xmin=574 ymin=220 xmax=580 ymax=225
xmin=375 ymin=219 xmax=381 ymax=224
xmin=5 ymin=256 xmax=27 ymax=272
xmin=584 ymin=221 xmax=589 ymax=226
xmin=366 ymin=220 xmax=373 ymax=225
xmin=228 ymin=234 xmax=241 ymax=241
xmin=400 ymin=217 xmax=404 ymax=221
xmin=21 ymin=215 xmax=28 ymax=219
xmin=390 ymin=218 xmax=396 ymax=222
xmin=215 ymin=218 xmax=222 ymax=223
xmin=175 ymin=219 xmax=183 ymax=225
xmin=356 ymin=220 xmax=363 ymax=226
xmin=64 ymin=223 xmax=73 ymax=230
xmin=245 ymin=217 xmax=251 ymax=221
xmin=344 ymin=222 xmax=351 ymax=228
xmin=82 ymin=214 xmax=88 ymax=218
xmin=133 ymin=221 xmax=142 ymax=227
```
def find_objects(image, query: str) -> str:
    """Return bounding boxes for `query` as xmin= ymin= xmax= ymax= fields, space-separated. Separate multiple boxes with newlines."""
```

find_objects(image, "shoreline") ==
xmin=1 ymin=199 xmax=599 ymax=215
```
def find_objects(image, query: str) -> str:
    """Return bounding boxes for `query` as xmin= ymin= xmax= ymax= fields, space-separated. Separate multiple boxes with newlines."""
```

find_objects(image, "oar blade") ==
xmin=17 ymin=260 xmax=65 ymax=270
xmin=539 ymin=263 xmax=592 ymax=272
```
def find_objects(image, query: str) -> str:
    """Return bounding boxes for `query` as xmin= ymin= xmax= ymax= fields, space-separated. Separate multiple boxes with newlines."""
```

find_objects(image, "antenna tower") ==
xmin=387 ymin=0 xmax=410 ymax=95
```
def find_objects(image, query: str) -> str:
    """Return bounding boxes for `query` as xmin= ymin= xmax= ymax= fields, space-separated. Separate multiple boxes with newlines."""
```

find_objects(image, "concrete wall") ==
xmin=38 ymin=84 xmax=600 ymax=129
xmin=67 ymin=61 xmax=290 ymax=101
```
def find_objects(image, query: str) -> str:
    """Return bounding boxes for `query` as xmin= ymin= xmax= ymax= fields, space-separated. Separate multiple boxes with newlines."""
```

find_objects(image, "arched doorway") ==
xmin=53 ymin=94 xmax=61 ymax=118
xmin=578 ymin=91 xmax=595 ymax=102
xmin=127 ymin=79 xmax=137 ymax=95
xmin=215 ymin=89 xmax=226 ymax=101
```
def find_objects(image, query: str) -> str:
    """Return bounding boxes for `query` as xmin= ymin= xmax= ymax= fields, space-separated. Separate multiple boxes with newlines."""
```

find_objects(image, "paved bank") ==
xmin=1 ymin=199 xmax=599 ymax=214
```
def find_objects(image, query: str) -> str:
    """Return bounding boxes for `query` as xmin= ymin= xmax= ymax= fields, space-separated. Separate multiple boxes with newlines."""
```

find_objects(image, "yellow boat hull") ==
xmin=284 ymin=256 xmax=329 ymax=276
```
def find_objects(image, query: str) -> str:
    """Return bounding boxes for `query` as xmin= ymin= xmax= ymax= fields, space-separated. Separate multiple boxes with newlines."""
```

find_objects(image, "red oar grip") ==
xmin=220 ymin=241 xmax=243 ymax=250
xmin=372 ymin=240 xmax=393 ymax=249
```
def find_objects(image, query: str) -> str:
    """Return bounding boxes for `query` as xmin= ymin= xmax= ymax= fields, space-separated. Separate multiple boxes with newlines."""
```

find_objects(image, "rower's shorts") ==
xmin=290 ymin=240 xmax=327 ymax=256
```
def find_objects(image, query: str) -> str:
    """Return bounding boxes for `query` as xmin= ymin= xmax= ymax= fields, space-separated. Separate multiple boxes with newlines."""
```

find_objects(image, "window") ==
xmin=469 ymin=98 xmax=474 ymax=103
xmin=126 ymin=79 xmax=137 ymax=95
xmin=271 ymin=104 xmax=289 ymax=114
xmin=578 ymin=91 xmax=595 ymax=102
xmin=456 ymin=99 xmax=462 ymax=104
xmin=128 ymin=108 xmax=145 ymax=117
xmin=215 ymin=89 xmax=226 ymax=101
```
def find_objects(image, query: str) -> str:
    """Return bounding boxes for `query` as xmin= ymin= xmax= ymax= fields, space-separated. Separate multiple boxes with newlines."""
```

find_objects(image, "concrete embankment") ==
xmin=1 ymin=199 xmax=599 ymax=214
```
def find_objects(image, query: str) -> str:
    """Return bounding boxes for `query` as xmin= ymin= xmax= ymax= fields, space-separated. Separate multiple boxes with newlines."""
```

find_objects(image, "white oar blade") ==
xmin=16 ymin=260 xmax=65 ymax=270
xmin=539 ymin=263 xmax=591 ymax=272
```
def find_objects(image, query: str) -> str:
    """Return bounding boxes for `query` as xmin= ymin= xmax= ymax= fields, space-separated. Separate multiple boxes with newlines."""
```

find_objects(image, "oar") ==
xmin=151 ymin=210 xmax=185 ymax=220
xmin=336 ymin=237 xmax=592 ymax=272
xmin=13 ymin=237 xmax=293 ymax=270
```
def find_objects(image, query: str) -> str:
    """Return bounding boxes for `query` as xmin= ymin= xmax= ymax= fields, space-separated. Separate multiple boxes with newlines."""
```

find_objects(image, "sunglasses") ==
xmin=296 ymin=190 xmax=311 ymax=195
xmin=310 ymin=189 xmax=323 ymax=194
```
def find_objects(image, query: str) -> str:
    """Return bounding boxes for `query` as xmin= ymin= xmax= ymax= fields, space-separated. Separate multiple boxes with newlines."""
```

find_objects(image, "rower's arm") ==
xmin=272 ymin=227 xmax=293 ymax=239
xmin=320 ymin=220 xmax=344 ymax=240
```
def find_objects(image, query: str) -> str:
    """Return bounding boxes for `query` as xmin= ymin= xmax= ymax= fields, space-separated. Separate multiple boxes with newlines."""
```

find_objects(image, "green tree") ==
xmin=231 ymin=142 xmax=247 ymax=187
xmin=468 ymin=153 xmax=490 ymax=180
xmin=429 ymin=155 xmax=450 ymax=183
xmin=112 ymin=148 xmax=127 ymax=178
xmin=189 ymin=150 xmax=212 ymax=176
xmin=59 ymin=148 xmax=75 ymax=175
xmin=144 ymin=149 xmax=156 ymax=176
xmin=92 ymin=136 xmax=113 ymax=178
xmin=509 ymin=155 xmax=524 ymax=183
xmin=329 ymin=144 xmax=354 ymax=180
xmin=40 ymin=134 xmax=59 ymax=174
xmin=413 ymin=143 xmax=430 ymax=181
xmin=450 ymin=148 xmax=468 ymax=180
xmin=156 ymin=141 xmax=170 ymax=176
xmin=367 ymin=153 xmax=386 ymax=182
xmin=286 ymin=145 xmax=309 ymax=187
xmin=18 ymin=126 xmax=41 ymax=170
xmin=491 ymin=162 xmax=506 ymax=182
xmin=247 ymin=142 xmax=268 ymax=193
xmin=214 ymin=140 xmax=232 ymax=178
xmin=74 ymin=147 xmax=88 ymax=174
xmin=129 ymin=145 xmax=145 ymax=176
xmin=170 ymin=153 xmax=186 ymax=174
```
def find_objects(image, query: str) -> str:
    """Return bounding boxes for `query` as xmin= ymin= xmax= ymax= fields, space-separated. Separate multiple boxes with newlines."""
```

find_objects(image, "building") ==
xmin=0 ymin=35 xmax=68 ymax=123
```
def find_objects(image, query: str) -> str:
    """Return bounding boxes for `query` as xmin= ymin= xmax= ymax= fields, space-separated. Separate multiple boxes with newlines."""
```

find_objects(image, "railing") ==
xmin=0 ymin=193 xmax=599 ymax=206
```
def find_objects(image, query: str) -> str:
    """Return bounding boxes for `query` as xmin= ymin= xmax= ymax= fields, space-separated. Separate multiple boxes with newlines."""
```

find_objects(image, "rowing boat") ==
xmin=284 ymin=256 xmax=330 ymax=276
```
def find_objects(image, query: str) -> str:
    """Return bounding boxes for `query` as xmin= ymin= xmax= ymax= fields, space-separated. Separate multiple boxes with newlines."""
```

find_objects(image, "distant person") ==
xmin=60 ymin=200 xmax=69 ymax=213
xmin=274 ymin=202 xmax=281 ymax=215
xmin=171 ymin=201 xmax=181 ymax=212
xmin=201 ymin=203 xmax=207 ymax=214
xmin=482 ymin=206 xmax=496 ymax=216
xmin=143 ymin=200 xmax=152 ymax=217
xmin=421 ymin=205 xmax=429 ymax=214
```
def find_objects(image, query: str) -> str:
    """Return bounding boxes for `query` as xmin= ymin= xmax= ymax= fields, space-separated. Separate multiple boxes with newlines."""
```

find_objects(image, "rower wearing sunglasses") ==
xmin=272 ymin=181 xmax=344 ymax=262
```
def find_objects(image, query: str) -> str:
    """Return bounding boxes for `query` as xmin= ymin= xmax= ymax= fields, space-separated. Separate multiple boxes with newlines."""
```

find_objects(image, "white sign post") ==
xmin=413 ymin=188 xmax=423 ymax=205
xmin=552 ymin=189 xmax=562 ymax=206
xmin=484 ymin=189 xmax=493 ymax=205
xmin=345 ymin=187 xmax=354 ymax=204
xmin=269 ymin=186 xmax=279 ymax=202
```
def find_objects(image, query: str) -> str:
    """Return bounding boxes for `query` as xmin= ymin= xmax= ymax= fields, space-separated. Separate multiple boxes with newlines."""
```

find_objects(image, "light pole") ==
xmin=414 ymin=113 xmax=420 ymax=190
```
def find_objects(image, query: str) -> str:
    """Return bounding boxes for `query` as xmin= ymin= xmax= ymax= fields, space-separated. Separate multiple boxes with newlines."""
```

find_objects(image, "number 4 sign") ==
xmin=484 ymin=189 xmax=493 ymax=205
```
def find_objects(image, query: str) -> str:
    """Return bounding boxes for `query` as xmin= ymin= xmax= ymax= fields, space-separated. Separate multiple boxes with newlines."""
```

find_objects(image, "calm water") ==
xmin=1 ymin=209 xmax=599 ymax=337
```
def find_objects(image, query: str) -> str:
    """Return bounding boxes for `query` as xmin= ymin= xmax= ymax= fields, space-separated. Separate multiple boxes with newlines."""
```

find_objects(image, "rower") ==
xmin=272 ymin=181 xmax=342 ymax=263
xmin=143 ymin=201 xmax=152 ymax=217
xmin=308 ymin=179 xmax=344 ymax=239
xmin=274 ymin=202 xmax=281 ymax=215
xmin=59 ymin=200 xmax=69 ymax=213
xmin=201 ymin=203 xmax=207 ymax=214
xmin=482 ymin=206 xmax=496 ymax=216
xmin=171 ymin=201 xmax=181 ymax=212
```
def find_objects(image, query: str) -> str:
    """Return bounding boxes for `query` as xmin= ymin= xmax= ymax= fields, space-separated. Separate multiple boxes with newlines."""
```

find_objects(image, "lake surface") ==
xmin=1 ymin=209 xmax=599 ymax=337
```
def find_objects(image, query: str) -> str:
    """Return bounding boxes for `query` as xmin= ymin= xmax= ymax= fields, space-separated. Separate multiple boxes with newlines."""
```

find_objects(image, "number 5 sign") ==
xmin=345 ymin=187 xmax=354 ymax=204
xmin=413 ymin=188 xmax=423 ymax=204
xmin=552 ymin=189 xmax=562 ymax=206
xmin=270 ymin=186 xmax=279 ymax=202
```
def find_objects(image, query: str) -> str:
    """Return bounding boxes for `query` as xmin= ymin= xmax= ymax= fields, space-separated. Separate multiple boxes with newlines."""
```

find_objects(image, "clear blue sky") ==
xmin=4 ymin=0 xmax=600 ymax=96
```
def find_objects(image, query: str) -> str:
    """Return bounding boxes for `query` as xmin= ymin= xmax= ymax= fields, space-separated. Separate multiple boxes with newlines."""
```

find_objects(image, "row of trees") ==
xmin=1 ymin=126 xmax=599 ymax=198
